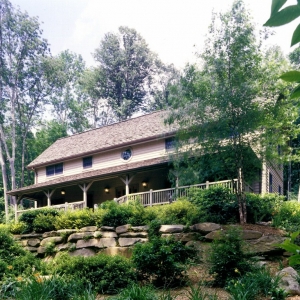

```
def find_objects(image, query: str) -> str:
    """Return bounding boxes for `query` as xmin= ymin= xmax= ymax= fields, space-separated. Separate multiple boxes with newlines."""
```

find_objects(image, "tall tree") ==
xmin=93 ymin=26 xmax=164 ymax=121
xmin=0 ymin=0 xmax=49 ymax=219
xmin=168 ymin=0 xmax=284 ymax=224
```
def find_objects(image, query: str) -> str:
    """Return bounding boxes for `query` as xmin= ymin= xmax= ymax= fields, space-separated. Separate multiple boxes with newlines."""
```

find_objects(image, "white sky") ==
xmin=10 ymin=0 xmax=300 ymax=69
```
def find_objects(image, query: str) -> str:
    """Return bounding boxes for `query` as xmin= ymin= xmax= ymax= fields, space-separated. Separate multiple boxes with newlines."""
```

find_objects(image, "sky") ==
xmin=9 ymin=0 xmax=300 ymax=69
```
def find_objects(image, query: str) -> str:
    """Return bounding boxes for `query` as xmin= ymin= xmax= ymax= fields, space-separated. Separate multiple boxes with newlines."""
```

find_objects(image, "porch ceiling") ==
xmin=7 ymin=157 xmax=169 ymax=196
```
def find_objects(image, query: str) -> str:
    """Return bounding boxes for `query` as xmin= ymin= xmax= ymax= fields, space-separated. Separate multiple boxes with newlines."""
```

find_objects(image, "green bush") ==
xmin=50 ymin=253 xmax=136 ymax=294
xmin=19 ymin=209 xmax=59 ymax=233
xmin=54 ymin=209 xmax=95 ymax=230
xmin=272 ymin=200 xmax=300 ymax=232
xmin=111 ymin=283 xmax=158 ymax=300
xmin=9 ymin=221 xmax=28 ymax=234
xmin=187 ymin=186 xmax=238 ymax=224
xmin=33 ymin=213 xmax=56 ymax=233
xmin=208 ymin=226 xmax=254 ymax=287
xmin=132 ymin=237 xmax=196 ymax=287
xmin=246 ymin=193 xmax=284 ymax=224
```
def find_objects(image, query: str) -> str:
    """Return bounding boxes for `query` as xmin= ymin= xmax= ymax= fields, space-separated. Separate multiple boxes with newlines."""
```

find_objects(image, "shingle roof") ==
xmin=9 ymin=157 xmax=168 ymax=195
xmin=28 ymin=110 xmax=176 ymax=169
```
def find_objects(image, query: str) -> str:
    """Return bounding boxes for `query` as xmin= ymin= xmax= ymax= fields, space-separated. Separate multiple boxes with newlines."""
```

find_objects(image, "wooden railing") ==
xmin=15 ymin=200 xmax=85 ymax=220
xmin=115 ymin=179 xmax=248 ymax=206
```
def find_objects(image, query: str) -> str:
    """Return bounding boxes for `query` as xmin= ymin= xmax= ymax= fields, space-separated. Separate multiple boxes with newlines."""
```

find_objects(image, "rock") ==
xmin=131 ymin=226 xmax=149 ymax=232
xmin=247 ymin=235 xmax=286 ymax=255
xmin=42 ymin=231 xmax=58 ymax=238
xmin=67 ymin=232 xmax=94 ymax=242
xmin=37 ymin=246 xmax=46 ymax=254
xmin=76 ymin=238 xmax=116 ymax=249
xmin=43 ymin=256 xmax=53 ymax=263
xmin=56 ymin=243 xmax=75 ymax=251
xmin=19 ymin=233 xmax=43 ymax=239
xmin=18 ymin=239 xmax=28 ymax=246
xmin=159 ymin=225 xmax=184 ymax=233
xmin=205 ymin=230 xmax=224 ymax=240
xmin=241 ymin=230 xmax=263 ymax=240
xmin=25 ymin=246 xmax=38 ymax=252
xmin=57 ymin=229 xmax=77 ymax=234
xmin=277 ymin=267 xmax=300 ymax=295
xmin=69 ymin=248 xmax=95 ymax=257
xmin=191 ymin=223 xmax=221 ymax=234
xmin=101 ymin=247 xmax=133 ymax=259
xmin=40 ymin=236 xmax=63 ymax=246
xmin=27 ymin=238 xmax=40 ymax=247
xmin=100 ymin=226 xmax=115 ymax=231
xmin=79 ymin=226 xmax=98 ymax=232
xmin=118 ymin=238 xmax=148 ymax=247
xmin=120 ymin=232 xmax=148 ymax=238
xmin=161 ymin=232 xmax=201 ymax=242
xmin=116 ymin=224 xmax=131 ymax=234
xmin=94 ymin=231 xmax=117 ymax=238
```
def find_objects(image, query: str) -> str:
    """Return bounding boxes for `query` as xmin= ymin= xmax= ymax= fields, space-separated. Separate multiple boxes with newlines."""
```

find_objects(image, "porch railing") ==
xmin=15 ymin=200 xmax=85 ymax=220
xmin=115 ymin=179 xmax=249 ymax=206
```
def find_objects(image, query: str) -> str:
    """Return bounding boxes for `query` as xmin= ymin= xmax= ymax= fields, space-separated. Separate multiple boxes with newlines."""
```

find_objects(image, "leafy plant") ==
xmin=132 ymin=237 xmax=196 ymax=287
xmin=33 ymin=213 xmax=56 ymax=233
xmin=9 ymin=221 xmax=28 ymax=234
xmin=187 ymin=284 xmax=218 ymax=300
xmin=110 ymin=283 xmax=157 ymax=300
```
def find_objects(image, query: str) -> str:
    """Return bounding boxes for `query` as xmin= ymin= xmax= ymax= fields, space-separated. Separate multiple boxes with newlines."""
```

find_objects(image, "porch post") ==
xmin=79 ymin=182 xmax=93 ymax=208
xmin=120 ymin=174 xmax=135 ymax=195
xmin=43 ymin=189 xmax=55 ymax=207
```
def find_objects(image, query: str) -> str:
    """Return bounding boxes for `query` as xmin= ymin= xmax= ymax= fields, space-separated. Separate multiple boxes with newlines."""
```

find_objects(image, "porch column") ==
xmin=43 ymin=189 xmax=55 ymax=207
xmin=79 ymin=182 xmax=93 ymax=208
xmin=120 ymin=174 xmax=135 ymax=195
xmin=261 ymin=160 xmax=267 ymax=195
xmin=14 ymin=194 xmax=23 ymax=221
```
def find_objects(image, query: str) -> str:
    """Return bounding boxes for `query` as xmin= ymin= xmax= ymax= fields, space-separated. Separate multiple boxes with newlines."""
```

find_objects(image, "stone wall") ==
xmin=13 ymin=223 xmax=287 ymax=259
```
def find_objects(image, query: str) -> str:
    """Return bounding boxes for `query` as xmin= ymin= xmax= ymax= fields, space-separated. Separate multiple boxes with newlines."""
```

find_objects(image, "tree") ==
xmin=168 ymin=0 xmax=283 ymax=224
xmin=93 ymin=26 xmax=165 ymax=121
xmin=43 ymin=50 xmax=89 ymax=133
xmin=0 ymin=0 xmax=49 ymax=220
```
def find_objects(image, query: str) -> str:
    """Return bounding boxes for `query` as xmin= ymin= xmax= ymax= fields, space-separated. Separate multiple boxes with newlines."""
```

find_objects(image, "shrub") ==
xmin=19 ymin=209 xmax=59 ymax=233
xmin=50 ymin=253 xmax=136 ymax=294
xmin=246 ymin=193 xmax=284 ymax=224
xmin=208 ymin=226 xmax=254 ymax=287
xmin=187 ymin=186 xmax=238 ymax=224
xmin=9 ymin=221 xmax=28 ymax=234
xmin=132 ymin=237 xmax=197 ymax=287
xmin=54 ymin=209 xmax=95 ymax=230
xmin=127 ymin=200 xmax=157 ymax=226
xmin=111 ymin=283 xmax=157 ymax=300
xmin=33 ymin=213 xmax=57 ymax=233
xmin=272 ymin=200 xmax=300 ymax=232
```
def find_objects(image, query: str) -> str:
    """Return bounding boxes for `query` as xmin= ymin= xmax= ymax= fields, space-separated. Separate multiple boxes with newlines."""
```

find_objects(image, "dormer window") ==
xmin=83 ymin=156 xmax=92 ymax=169
xmin=46 ymin=163 xmax=63 ymax=177
xmin=165 ymin=137 xmax=176 ymax=150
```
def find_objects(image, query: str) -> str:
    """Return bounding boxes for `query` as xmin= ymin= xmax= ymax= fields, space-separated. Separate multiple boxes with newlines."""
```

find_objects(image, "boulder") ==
xmin=116 ymin=224 xmax=131 ymax=234
xmin=101 ymin=247 xmax=133 ymax=259
xmin=76 ymin=238 xmax=116 ymax=249
xmin=277 ymin=267 xmax=300 ymax=295
xmin=120 ymin=232 xmax=148 ymax=238
xmin=42 ymin=231 xmax=58 ymax=238
xmin=19 ymin=233 xmax=43 ymax=239
xmin=241 ymin=230 xmax=262 ymax=240
xmin=94 ymin=231 xmax=117 ymax=238
xmin=161 ymin=232 xmax=201 ymax=242
xmin=247 ymin=235 xmax=286 ymax=255
xmin=131 ymin=226 xmax=149 ymax=232
xmin=40 ymin=236 xmax=63 ymax=246
xmin=56 ymin=243 xmax=75 ymax=251
xmin=79 ymin=226 xmax=98 ymax=232
xmin=69 ymin=248 xmax=95 ymax=257
xmin=205 ymin=230 xmax=224 ymax=240
xmin=191 ymin=223 xmax=221 ymax=234
xmin=25 ymin=246 xmax=38 ymax=252
xmin=118 ymin=238 xmax=148 ymax=247
xmin=100 ymin=226 xmax=115 ymax=231
xmin=67 ymin=232 xmax=94 ymax=242
xmin=159 ymin=225 xmax=184 ymax=233
xmin=37 ymin=246 xmax=47 ymax=254
xmin=27 ymin=238 xmax=40 ymax=247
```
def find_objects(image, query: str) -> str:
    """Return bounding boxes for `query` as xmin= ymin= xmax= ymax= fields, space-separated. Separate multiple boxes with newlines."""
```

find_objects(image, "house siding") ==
xmin=36 ymin=139 xmax=167 ymax=184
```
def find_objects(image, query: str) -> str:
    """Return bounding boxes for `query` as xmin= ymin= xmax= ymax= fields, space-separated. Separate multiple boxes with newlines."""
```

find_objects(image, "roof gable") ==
xmin=28 ymin=110 xmax=176 ymax=168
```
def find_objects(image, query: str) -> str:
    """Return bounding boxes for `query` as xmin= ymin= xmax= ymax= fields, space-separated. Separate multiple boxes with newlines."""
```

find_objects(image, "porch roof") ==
xmin=28 ymin=110 xmax=176 ymax=169
xmin=8 ymin=157 xmax=169 ymax=196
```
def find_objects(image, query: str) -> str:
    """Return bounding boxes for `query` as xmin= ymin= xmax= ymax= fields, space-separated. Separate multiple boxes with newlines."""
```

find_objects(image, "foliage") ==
xmin=246 ymin=193 xmax=285 ymax=224
xmin=187 ymin=283 xmax=218 ymax=300
xmin=110 ymin=283 xmax=158 ymax=300
xmin=54 ymin=209 xmax=95 ymax=230
xmin=132 ymin=237 xmax=196 ymax=287
xmin=33 ymin=213 xmax=56 ymax=233
xmin=50 ymin=253 xmax=136 ymax=294
xmin=272 ymin=200 xmax=300 ymax=232
xmin=0 ymin=273 xmax=96 ymax=300
xmin=19 ymin=209 xmax=59 ymax=233
xmin=226 ymin=268 xmax=283 ymax=300
xmin=9 ymin=221 xmax=28 ymax=234
xmin=187 ymin=186 xmax=238 ymax=224
xmin=208 ymin=227 xmax=254 ymax=287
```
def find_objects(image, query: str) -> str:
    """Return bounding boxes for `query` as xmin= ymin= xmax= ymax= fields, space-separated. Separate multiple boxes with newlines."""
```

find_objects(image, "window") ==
xmin=269 ymin=172 xmax=273 ymax=193
xmin=278 ymin=185 xmax=282 ymax=195
xmin=121 ymin=149 xmax=132 ymax=160
xmin=165 ymin=137 xmax=175 ymax=150
xmin=83 ymin=156 xmax=92 ymax=169
xmin=46 ymin=163 xmax=63 ymax=177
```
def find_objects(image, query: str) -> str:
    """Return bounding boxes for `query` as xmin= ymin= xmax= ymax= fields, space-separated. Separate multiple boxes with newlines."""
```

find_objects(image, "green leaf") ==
xmin=291 ymin=23 xmax=300 ymax=46
xmin=279 ymin=71 xmax=300 ymax=82
xmin=288 ymin=254 xmax=300 ymax=266
xmin=290 ymin=231 xmax=300 ymax=242
xmin=291 ymin=84 xmax=300 ymax=99
xmin=264 ymin=5 xmax=300 ymax=27
xmin=271 ymin=0 xmax=287 ymax=16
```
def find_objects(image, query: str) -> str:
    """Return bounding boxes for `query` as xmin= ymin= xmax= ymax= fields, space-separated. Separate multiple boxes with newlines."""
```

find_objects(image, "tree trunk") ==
xmin=0 ymin=141 xmax=9 ymax=222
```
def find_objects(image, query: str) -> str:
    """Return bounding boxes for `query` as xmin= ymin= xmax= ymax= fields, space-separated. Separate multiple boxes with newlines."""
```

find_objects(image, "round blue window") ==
xmin=121 ymin=149 xmax=132 ymax=160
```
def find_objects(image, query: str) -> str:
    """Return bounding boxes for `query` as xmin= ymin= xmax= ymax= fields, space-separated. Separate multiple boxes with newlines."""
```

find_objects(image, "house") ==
xmin=7 ymin=110 xmax=283 ymax=214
